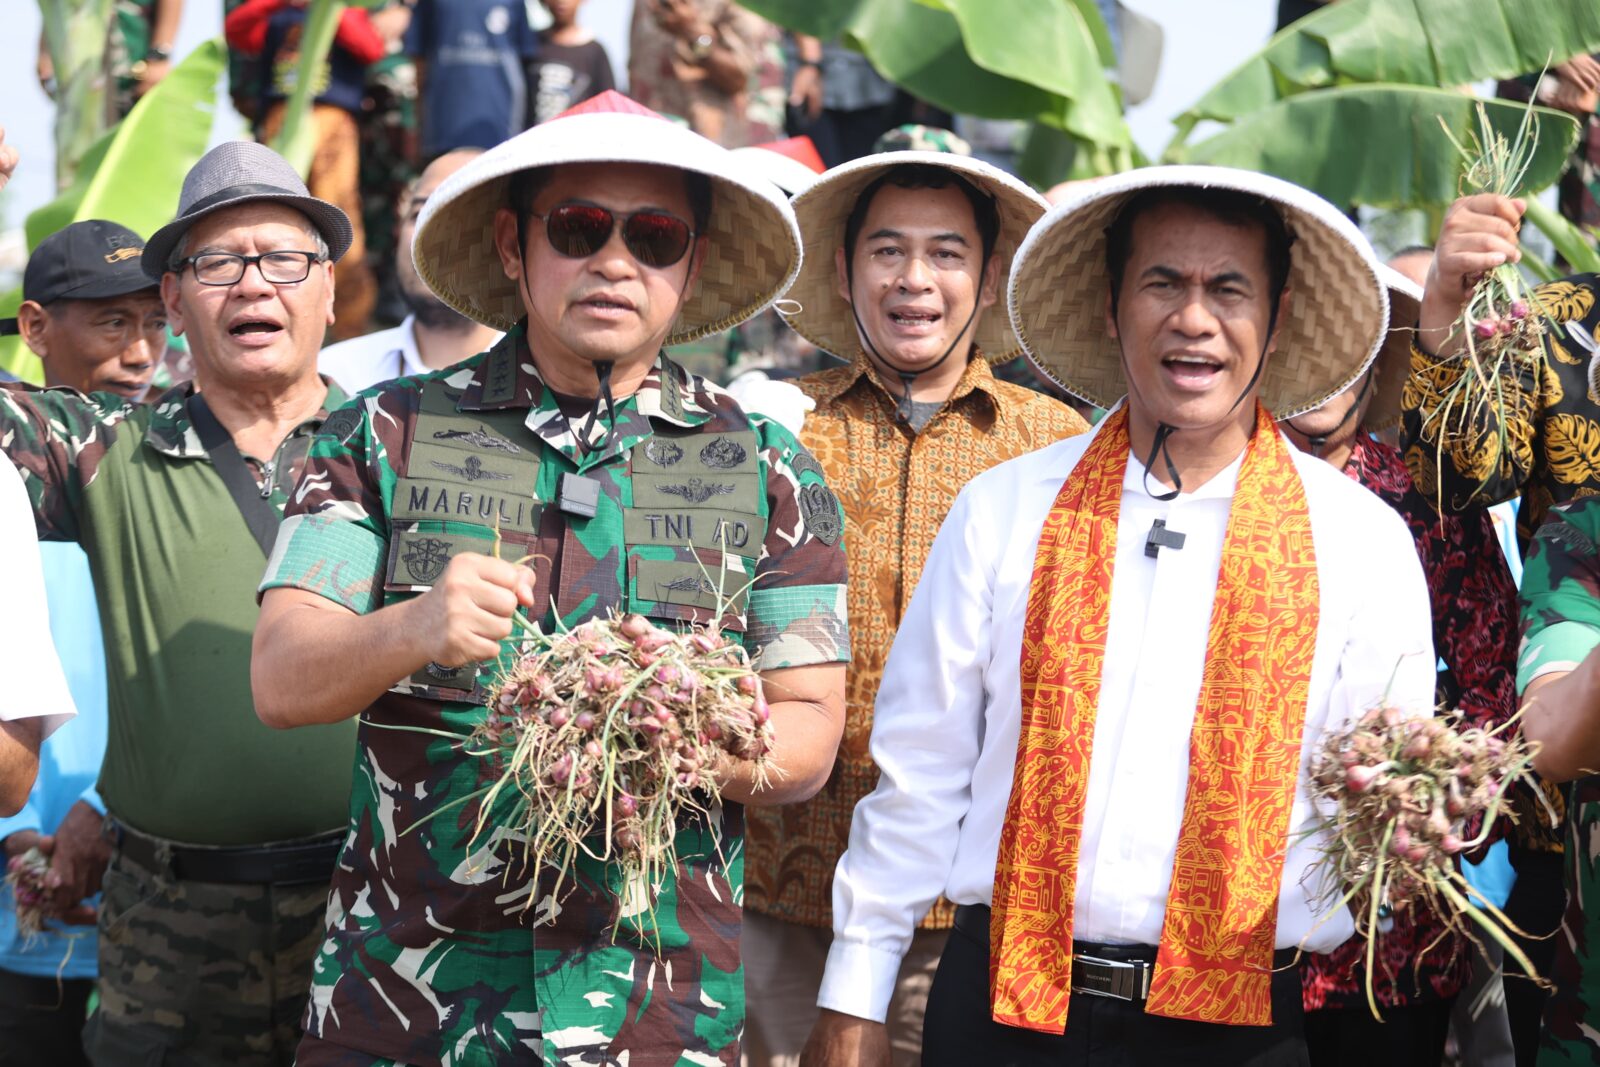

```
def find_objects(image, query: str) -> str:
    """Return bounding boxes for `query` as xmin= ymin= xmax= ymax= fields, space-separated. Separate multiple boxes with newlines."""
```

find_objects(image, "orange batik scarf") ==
xmin=990 ymin=402 xmax=1320 ymax=1033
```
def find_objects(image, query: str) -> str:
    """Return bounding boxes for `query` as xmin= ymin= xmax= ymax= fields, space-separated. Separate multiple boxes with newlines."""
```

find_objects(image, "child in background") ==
xmin=225 ymin=0 xmax=385 ymax=339
xmin=405 ymin=0 xmax=538 ymax=155
xmin=527 ymin=0 xmax=616 ymax=126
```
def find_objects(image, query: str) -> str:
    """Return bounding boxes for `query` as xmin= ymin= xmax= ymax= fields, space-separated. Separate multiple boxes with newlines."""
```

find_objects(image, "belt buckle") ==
xmin=1074 ymin=955 xmax=1150 ymax=1002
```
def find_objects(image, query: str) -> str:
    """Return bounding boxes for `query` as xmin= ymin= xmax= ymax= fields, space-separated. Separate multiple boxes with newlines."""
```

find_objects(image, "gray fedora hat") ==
xmin=142 ymin=141 xmax=354 ymax=281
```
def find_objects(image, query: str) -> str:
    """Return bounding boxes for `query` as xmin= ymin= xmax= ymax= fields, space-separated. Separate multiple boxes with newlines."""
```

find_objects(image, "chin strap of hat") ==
xmin=1284 ymin=365 xmax=1375 ymax=459
xmin=1119 ymin=297 xmax=1280 ymax=502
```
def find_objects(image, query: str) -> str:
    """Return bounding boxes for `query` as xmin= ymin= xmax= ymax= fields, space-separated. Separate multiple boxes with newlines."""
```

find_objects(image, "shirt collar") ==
xmin=144 ymin=377 xmax=350 ymax=459
xmin=453 ymin=327 xmax=711 ymax=471
xmin=812 ymin=347 xmax=1006 ymax=419
xmin=395 ymin=315 xmax=427 ymax=379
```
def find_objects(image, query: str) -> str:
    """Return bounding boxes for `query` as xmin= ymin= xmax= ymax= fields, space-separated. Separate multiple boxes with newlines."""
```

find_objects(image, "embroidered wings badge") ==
xmin=431 ymin=455 xmax=514 ymax=482
xmin=432 ymin=425 xmax=522 ymax=454
xmin=659 ymin=477 xmax=736 ymax=504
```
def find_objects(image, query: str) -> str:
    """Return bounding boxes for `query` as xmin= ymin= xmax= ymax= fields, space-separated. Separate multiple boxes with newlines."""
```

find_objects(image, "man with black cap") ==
xmin=1 ymin=220 xmax=167 ymax=400
xmin=0 ymin=140 xmax=361 ymax=1065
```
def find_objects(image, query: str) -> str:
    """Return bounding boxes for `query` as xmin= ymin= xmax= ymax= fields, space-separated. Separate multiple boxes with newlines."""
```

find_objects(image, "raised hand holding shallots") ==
xmin=1418 ymin=193 xmax=1526 ymax=357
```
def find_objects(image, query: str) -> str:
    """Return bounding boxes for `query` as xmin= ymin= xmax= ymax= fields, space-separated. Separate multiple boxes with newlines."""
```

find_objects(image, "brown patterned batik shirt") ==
xmin=742 ymin=352 xmax=1089 ymax=929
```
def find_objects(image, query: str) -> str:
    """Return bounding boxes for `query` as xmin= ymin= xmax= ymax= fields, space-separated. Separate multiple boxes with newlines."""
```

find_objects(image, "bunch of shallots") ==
xmin=465 ymin=612 xmax=774 ymax=922
xmin=4 ymin=847 xmax=52 ymax=941
xmin=1309 ymin=704 xmax=1546 ymax=1016
xmin=1423 ymin=98 xmax=1553 ymax=493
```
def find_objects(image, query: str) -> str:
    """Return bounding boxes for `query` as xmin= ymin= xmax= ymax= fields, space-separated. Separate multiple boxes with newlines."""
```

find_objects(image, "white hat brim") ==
xmin=412 ymin=113 xmax=803 ymax=346
xmin=1008 ymin=165 xmax=1389 ymax=419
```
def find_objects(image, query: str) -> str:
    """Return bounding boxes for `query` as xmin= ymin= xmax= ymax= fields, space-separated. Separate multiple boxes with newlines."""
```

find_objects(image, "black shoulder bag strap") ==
xmin=187 ymin=394 xmax=286 ymax=558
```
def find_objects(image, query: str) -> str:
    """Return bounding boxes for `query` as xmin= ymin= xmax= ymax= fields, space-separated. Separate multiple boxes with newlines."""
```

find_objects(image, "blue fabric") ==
xmin=1461 ymin=840 xmax=1516 ymax=911
xmin=260 ymin=7 xmax=371 ymax=115
xmin=405 ymin=0 xmax=536 ymax=156
xmin=0 ymin=543 xmax=106 ymax=979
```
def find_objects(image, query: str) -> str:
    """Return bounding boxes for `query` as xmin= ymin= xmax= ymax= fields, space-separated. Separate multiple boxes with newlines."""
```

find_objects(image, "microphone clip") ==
xmin=1145 ymin=518 xmax=1187 ymax=558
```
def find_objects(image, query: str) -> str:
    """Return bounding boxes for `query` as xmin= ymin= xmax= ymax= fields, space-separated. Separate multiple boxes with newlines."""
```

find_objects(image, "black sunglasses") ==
xmin=528 ymin=203 xmax=696 ymax=268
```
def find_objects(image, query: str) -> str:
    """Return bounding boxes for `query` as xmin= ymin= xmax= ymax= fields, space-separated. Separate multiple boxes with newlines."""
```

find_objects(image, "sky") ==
xmin=0 ymin=0 xmax=1278 ymax=233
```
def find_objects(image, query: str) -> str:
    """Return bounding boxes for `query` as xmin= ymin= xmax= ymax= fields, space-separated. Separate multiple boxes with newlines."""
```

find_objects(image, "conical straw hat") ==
xmin=412 ymin=92 xmax=802 ymax=346
xmin=1361 ymin=264 xmax=1424 ymax=431
xmin=1008 ymin=165 xmax=1389 ymax=419
xmin=782 ymin=151 xmax=1049 ymax=362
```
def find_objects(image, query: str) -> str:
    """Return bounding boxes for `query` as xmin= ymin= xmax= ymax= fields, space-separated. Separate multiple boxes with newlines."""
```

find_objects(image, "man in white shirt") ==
xmin=0 ymin=451 xmax=77 ymax=815
xmin=803 ymin=167 xmax=1437 ymax=1067
xmin=318 ymin=149 xmax=499 ymax=394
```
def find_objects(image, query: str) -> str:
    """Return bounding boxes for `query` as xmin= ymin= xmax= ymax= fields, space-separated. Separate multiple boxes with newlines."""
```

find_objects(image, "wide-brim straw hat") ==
xmin=731 ymin=139 xmax=826 ymax=198
xmin=781 ymin=151 xmax=1049 ymax=362
xmin=1362 ymin=264 xmax=1423 ymax=431
xmin=1009 ymin=165 xmax=1389 ymax=419
xmin=143 ymin=141 xmax=353 ymax=281
xmin=412 ymin=92 xmax=802 ymax=346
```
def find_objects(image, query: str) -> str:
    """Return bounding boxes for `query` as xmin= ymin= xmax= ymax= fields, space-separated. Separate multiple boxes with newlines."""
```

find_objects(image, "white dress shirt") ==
xmin=0 ymin=452 xmax=76 ymax=738
xmin=818 ymin=418 xmax=1437 ymax=1023
xmin=317 ymin=316 xmax=426 ymax=396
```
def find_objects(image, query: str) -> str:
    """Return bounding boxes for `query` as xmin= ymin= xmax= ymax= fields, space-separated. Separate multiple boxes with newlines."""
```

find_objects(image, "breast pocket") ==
xmin=382 ymin=519 xmax=528 ymax=701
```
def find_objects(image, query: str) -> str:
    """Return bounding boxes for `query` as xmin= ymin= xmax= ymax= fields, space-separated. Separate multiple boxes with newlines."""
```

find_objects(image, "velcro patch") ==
xmin=317 ymin=406 xmax=364 ymax=445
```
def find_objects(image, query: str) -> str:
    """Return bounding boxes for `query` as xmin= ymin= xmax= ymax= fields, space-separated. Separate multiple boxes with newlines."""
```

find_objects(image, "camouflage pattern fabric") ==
xmin=106 ymin=0 xmax=155 ymax=120
xmin=81 ymin=844 xmax=328 ymax=1066
xmin=261 ymin=327 xmax=849 ymax=1066
xmin=871 ymin=124 xmax=972 ymax=156
xmin=360 ymin=37 xmax=420 ymax=319
xmin=1517 ymin=498 xmax=1600 ymax=1064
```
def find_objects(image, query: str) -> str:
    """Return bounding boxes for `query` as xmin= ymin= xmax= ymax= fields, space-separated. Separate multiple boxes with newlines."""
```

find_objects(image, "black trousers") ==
xmin=1304 ymin=999 xmax=1454 ymax=1067
xmin=922 ymin=913 xmax=1309 ymax=1067
xmin=0 ymin=966 xmax=93 ymax=1067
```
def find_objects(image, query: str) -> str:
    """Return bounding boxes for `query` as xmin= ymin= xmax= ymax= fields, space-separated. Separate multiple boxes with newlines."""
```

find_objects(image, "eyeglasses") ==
xmin=179 ymin=251 xmax=323 ymax=286
xmin=529 ymin=203 xmax=696 ymax=268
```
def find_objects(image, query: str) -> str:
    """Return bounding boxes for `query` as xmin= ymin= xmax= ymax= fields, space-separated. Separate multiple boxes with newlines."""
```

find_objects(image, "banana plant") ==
xmin=738 ymin=0 xmax=1136 ymax=174
xmin=37 ymin=0 xmax=116 ymax=191
xmin=1169 ymin=0 xmax=1600 ymax=153
xmin=0 ymin=39 xmax=227 ymax=382
xmin=269 ymin=0 xmax=349 ymax=177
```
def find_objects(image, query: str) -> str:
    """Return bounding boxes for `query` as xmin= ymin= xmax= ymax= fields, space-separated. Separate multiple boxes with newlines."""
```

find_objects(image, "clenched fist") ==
xmin=409 ymin=552 xmax=537 ymax=668
xmin=1418 ymin=193 xmax=1525 ymax=357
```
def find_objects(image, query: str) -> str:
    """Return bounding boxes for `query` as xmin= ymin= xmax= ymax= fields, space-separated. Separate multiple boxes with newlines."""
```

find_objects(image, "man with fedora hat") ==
xmin=251 ymin=90 xmax=849 ymax=1067
xmin=803 ymin=167 xmax=1437 ymax=1067
xmin=0 ymin=139 xmax=361 ymax=1065
xmin=736 ymin=149 xmax=1085 ymax=1067
xmin=1280 ymin=265 xmax=1521 ymax=1067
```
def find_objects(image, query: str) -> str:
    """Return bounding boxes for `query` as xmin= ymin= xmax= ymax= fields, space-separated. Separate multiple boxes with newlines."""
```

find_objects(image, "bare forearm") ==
xmin=253 ymin=596 xmax=431 ymax=728
xmin=0 ymin=719 xmax=43 ymax=817
xmin=702 ymin=46 xmax=747 ymax=96
xmin=1524 ymin=658 xmax=1600 ymax=781
xmin=151 ymin=0 xmax=184 ymax=50
xmin=723 ymin=698 xmax=836 ymax=805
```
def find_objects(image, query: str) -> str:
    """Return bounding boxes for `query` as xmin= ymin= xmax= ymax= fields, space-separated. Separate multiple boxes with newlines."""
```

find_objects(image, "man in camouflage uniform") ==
xmin=0 ymin=140 xmax=361 ymax=1065
xmin=252 ymin=90 xmax=849 ymax=1067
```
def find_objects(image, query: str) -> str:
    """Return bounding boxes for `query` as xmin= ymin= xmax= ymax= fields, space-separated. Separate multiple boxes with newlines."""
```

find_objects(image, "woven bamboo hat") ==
xmin=1361 ymin=264 xmax=1423 ymax=431
xmin=1009 ymin=165 xmax=1389 ymax=418
xmin=412 ymin=91 xmax=802 ymax=346
xmin=782 ymin=151 xmax=1049 ymax=361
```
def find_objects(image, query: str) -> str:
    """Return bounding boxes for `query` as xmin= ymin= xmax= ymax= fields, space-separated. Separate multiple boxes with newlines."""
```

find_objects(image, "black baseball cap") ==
xmin=0 ymin=220 xmax=158 ymax=336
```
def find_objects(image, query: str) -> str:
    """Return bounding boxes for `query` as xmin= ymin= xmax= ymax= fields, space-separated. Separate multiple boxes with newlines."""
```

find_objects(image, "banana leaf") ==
xmin=1170 ymin=0 xmax=1600 ymax=150
xmin=39 ymin=0 xmax=116 ymax=190
xmin=1175 ymin=86 xmax=1579 ymax=210
xmin=269 ymin=0 xmax=347 ymax=177
xmin=0 ymin=39 xmax=227 ymax=382
xmin=1524 ymin=197 xmax=1600 ymax=275
xmin=743 ymin=0 xmax=1134 ymax=176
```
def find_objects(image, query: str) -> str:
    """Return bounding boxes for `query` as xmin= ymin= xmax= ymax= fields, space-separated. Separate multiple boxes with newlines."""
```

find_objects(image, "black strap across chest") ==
xmin=187 ymin=393 xmax=293 ymax=558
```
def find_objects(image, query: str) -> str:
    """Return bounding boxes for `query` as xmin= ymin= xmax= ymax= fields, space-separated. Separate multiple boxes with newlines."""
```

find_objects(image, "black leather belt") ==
xmin=111 ymin=822 xmax=343 ymax=886
xmin=954 ymin=904 xmax=1297 ymax=1005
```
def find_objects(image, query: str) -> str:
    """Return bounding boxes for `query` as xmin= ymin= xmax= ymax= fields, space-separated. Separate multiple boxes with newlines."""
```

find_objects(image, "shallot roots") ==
xmin=1309 ymin=703 xmax=1549 ymax=1018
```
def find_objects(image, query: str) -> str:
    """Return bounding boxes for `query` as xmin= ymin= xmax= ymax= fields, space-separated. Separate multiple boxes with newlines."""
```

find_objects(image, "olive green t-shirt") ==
xmin=0 ymin=380 xmax=357 ymax=845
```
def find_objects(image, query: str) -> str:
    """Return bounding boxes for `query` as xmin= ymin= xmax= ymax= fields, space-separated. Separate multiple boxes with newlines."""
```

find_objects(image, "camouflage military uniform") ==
xmin=106 ymin=0 xmax=156 ymax=120
xmin=1519 ymin=498 xmax=1600 ymax=1065
xmin=262 ymin=328 xmax=850 ymax=1067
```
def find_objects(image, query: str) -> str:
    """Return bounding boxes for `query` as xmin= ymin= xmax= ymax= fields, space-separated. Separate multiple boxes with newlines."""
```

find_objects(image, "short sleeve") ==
xmin=1519 ymin=499 xmax=1600 ymax=692
xmin=745 ymin=418 xmax=848 ymax=671
xmin=0 ymin=383 xmax=138 ymax=542
xmin=259 ymin=393 xmax=393 ymax=615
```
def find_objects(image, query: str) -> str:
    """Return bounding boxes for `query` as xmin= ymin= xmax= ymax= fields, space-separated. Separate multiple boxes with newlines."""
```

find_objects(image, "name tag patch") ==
xmin=393 ymin=477 xmax=541 ymax=535
xmin=623 ymin=507 xmax=765 ymax=554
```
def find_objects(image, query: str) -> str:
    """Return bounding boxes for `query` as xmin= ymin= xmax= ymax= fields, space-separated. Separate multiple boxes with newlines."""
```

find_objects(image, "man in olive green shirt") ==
xmin=0 ymin=141 xmax=359 ymax=1066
